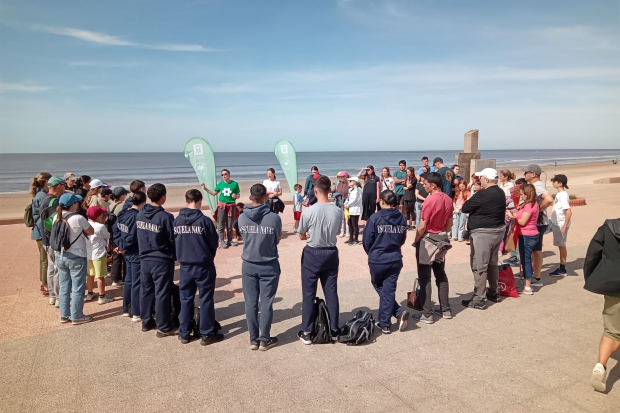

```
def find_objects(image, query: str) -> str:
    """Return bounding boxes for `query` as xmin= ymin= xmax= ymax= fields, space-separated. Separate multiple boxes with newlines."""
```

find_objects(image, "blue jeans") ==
xmin=369 ymin=261 xmax=405 ymax=328
xmin=242 ymin=260 xmax=280 ymax=341
xmin=415 ymin=202 xmax=423 ymax=228
xmin=55 ymin=252 xmax=87 ymax=321
xmin=518 ymin=234 xmax=539 ymax=280
xmin=452 ymin=212 xmax=468 ymax=240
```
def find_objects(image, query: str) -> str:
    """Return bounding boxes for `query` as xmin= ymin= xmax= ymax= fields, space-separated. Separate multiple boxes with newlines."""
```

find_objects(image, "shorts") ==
xmin=551 ymin=224 xmax=569 ymax=247
xmin=534 ymin=225 xmax=547 ymax=252
xmin=294 ymin=211 xmax=301 ymax=221
xmin=87 ymin=256 xmax=107 ymax=278
xmin=396 ymin=194 xmax=404 ymax=205
xmin=603 ymin=295 xmax=620 ymax=341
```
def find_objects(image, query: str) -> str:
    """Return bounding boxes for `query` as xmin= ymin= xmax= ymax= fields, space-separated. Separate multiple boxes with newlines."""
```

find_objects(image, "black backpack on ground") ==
xmin=49 ymin=212 xmax=84 ymax=252
xmin=190 ymin=306 xmax=222 ymax=338
xmin=338 ymin=310 xmax=375 ymax=346
xmin=170 ymin=283 xmax=181 ymax=328
xmin=312 ymin=297 xmax=333 ymax=344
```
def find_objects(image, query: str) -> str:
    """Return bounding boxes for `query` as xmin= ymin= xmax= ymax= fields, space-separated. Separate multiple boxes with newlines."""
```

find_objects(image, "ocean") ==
xmin=1 ymin=149 xmax=618 ymax=193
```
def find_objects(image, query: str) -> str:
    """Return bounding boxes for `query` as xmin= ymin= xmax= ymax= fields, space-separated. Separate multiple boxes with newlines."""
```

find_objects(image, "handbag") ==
xmin=406 ymin=278 xmax=423 ymax=311
xmin=504 ymin=224 xmax=518 ymax=252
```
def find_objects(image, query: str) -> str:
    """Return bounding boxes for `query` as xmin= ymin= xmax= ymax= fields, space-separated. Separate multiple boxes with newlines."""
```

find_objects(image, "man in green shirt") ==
xmin=202 ymin=169 xmax=240 ymax=248
xmin=393 ymin=160 xmax=407 ymax=213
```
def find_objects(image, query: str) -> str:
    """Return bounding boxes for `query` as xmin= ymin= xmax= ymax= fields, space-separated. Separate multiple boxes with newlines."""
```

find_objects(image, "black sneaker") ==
xmin=178 ymin=335 xmax=191 ymax=344
xmin=141 ymin=319 xmax=156 ymax=332
xmin=298 ymin=331 xmax=312 ymax=345
xmin=201 ymin=333 xmax=224 ymax=346
xmin=156 ymin=328 xmax=179 ymax=338
xmin=331 ymin=329 xmax=340 ymax=342
xmin=486 ymin=294 xmax=502 ymax=303
xmin=504 ymin=257 xmax=520 ymax=267
xmin=461 ymin=299 xmax=487 ymax=310
xmin=380 ymin=325 xmax=391 ymax=334
xmin=250 ymin=339 xmax=260 ymax=350
xmin=549 ymin=267 xmax=567 ymax=277
xmin=259 ymin=337 xmax=278 ymax=351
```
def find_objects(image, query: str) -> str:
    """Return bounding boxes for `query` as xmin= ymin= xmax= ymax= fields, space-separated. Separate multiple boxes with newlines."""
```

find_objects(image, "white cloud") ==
xmin=0 ymin=83 xmax=50 ymax=92
xmin=195 ymin=84 xmax=258 ymax=93
xmin=534 ymin=26 xmax=619 ymax=51
xmin=150 ymin=44 xmax=220 ymax=52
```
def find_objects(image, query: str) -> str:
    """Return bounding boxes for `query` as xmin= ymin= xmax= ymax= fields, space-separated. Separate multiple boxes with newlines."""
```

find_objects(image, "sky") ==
xmin=0 ymin=0 xmax=618 ymax=153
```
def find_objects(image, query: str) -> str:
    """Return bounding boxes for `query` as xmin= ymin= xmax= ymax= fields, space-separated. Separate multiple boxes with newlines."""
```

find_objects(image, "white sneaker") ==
xmin=591 ymin=363 xmax=606 ymax=392
xmin=131 ymin=315 xmax=141 ymax=323
xmin=520 ymin=287 xmax=533 ymax=295
xmin=49 ymin=297 xmax=56 ymax=305
xmin=122 ymin=312 xmax=130 ymax=317
xmin=85 ymin=292 xmax=94 ymax=301
xmin=112 ymin=281 xmax=124 ymax=287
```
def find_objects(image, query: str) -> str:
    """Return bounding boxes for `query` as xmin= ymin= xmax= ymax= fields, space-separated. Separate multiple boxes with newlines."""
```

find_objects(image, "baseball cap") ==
xmin=58 ymin=193 xmax=82 ymax=207
xmin=475 ymin=168 xmax=499 ymax=180
xmin=337 ymin=171 xmax=349 ymax=177
xmin=64 ymin=172 xmax=76 ymax=181
xmin=551 ymin=174 xmax=569 ymax=189
xmin=347 ymin=176 xmax=360 ymax=183
xmin=90 ymin=179 xmax=107 ymax=189
xmin=101 ymin=188 xmax=113 ymax=197
xmin=86 ymin=206 xmax=107 ymax=220
xmin=112 ymin=186 xmax=130 ymax=198
xmin=433 ymin=157 xmax=443 ymax=165
xmin=522 ymin=164 xmax=542 ymax=175
xmin=48 ymin=177 xmax=66 ymax=187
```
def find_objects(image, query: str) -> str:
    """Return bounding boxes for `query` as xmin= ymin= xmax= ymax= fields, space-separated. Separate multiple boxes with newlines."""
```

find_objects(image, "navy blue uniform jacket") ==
xmin=173 ymin=208 xmax=218 ymax=266
xmin=113 ymin=208 xmax=140 ymax=255
xmin=136 ymin=205 xmax=176 ymax=263
xmin=362 ymin=208 xmax=407 ymax=264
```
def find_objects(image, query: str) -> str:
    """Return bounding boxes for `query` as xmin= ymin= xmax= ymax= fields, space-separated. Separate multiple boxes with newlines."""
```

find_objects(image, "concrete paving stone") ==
xmin=501 ymin=393 xmax=588 ymax=413
xmin=555 ymin=379 xmax=620 ymax=413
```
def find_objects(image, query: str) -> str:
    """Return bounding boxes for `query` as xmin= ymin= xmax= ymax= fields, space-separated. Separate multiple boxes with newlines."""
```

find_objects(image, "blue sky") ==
xmin=0 ymin=0 xmax=618 ymax=153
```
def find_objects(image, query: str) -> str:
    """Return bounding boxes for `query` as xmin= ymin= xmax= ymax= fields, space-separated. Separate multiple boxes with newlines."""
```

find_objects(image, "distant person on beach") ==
xmin=54 ymin=193 xmax=95 ymax=325
xmin=403 ymin=166 xmax=418 ymax=230
xmin=523 ymin=164 xmax=553 ymax=287
xmin=174 ymin=189 xmax=223 ymax=346
xmin=358 ymin=165 xmax=380 ymax=220
xmin=64 ymin=173 xmax=77 ymax=193
xmin=293 ymin=184 xmax=303 ymax=234
xmin=549 ymin=174 xmax=572 ymax=277
xmin=40 ymin=176 xmax=66 ymax=307
xmin=304 ymin=166 xmax=319 ymax=197
xmin=263 ymin=168 xmax=284 ymax=214
xmin=136 ymin=183 xmax=177 ymax=337
xmin=583 ymin=218 xmax=620 ymax=392
xmin=413 ymin=172 xmax=453 ymax=323
xmin=417 ymin=156 xmax=436 ymax=176
xmin=362 ymin=190 xmax=410 ymax=334
xmin=499 ymin=169 xmax=516 ymax=197
xmin=461 ymin=168 xmax=507 ymax=309
xmin=380 ymin=167 xmax=395 ymax=193
xmin=433 ymin=157 xmax=454 ymax=197
xmin=113 ymin=190 xmax=146 ymax=322
xmin=450 ymin=165 xmax=463 ymax=199
xmin=344 ymin=176 xmax=363 ymax=245
xmin=122 ymin=180 xmax=146 ymax=212
xmin=109 ymin=187 xmax=129 ymax=287
xmin=30 ymin=172 xmax=52 ymax=296
xmin=393 ymin=160 xmax=407 ymax=209
xmin=298 ymin=176 xmax=343 ymax=344
xmin=306 ymin=173 xmax=320 ymax=206
xmin=415 ymin=170 xmax=430 ymax=228
xmin=333 ymin=171 xmax=350 ymax=239
xmin=452 ymin=180 xmax=470 ymax=241
xmin=85 ymin=206 xmax=113 ymax=305
xmin=238 ymin=184 xmax=282 ymax=351
xmin=202 ymin=169 xmax=240 ymax=249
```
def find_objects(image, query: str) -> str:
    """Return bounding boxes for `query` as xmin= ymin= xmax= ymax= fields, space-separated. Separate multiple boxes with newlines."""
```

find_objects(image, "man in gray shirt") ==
xmin=297 ymin=176 xmax=343 ymax=344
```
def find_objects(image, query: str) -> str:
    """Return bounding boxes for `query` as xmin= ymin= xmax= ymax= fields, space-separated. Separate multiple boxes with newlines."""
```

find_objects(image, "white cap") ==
xmin=90 ymin=179 xmax=107 ymax=188
xmin=474 ymin=168 xmax=499 ymax=180
xmin=347 ymin=176 xmax=360 ymax=183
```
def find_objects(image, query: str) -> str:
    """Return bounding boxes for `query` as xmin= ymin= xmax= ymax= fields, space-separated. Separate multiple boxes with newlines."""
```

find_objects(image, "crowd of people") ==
xmin=26 ymin=157 xmax=619 ymax=391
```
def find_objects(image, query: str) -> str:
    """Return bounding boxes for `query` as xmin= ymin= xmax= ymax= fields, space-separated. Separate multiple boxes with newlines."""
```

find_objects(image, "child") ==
xmin=549 ymin=174 xmax=572 ymax=276
xmin=85 ymin=206 xmax=113 ymax=304
xmin=173 ymin=189 xmax=222 ymax=345
xmin=233 ymin=202 xmax=244 ymax=241
xmin=293 ymin=184 xmax=303 ymax=234
xmin=136 ymin=183 xmax=177 ymax=336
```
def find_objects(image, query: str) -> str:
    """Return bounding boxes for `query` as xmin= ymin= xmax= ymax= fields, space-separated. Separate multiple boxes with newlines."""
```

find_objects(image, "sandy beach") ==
xmin=2 ymin=161 xmax=620 ymax=221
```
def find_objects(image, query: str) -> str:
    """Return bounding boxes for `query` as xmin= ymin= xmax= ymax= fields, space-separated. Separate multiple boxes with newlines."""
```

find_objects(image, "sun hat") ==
xmin=112 ymin=187 xmax=130 ymax=198
xmin=59 ymin=193 xmax=82 ymax=207
xmin=337 ymin=171 xmax=349 ymax=177
xmin=475 ymin=168 xmax=499 ymax=180
xmin=86 ymin=206 xmax=107 ymax=220
xmin=89 ymin=179 xmax=107 ymax=189
xmin=347 ymin=176 xmax=360 ymax=183
xmin=48 ymin=177 xmax=66 ymax=187
xmin=551 ymin=174 xmax=569 ymax=189
xmin=522 ymin=164 xmax=542 ymax=175
xmin=63 ymin=172 xmax=76 ymax=181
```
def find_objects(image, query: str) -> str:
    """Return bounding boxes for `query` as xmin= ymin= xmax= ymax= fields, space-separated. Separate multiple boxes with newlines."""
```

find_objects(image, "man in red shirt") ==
xmin=413 ymin=172 xmax=454 ymax=323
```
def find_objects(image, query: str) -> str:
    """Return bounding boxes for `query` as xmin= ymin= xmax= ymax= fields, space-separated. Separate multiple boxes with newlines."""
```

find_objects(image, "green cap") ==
xmin=48 ymin=177 xmax=66 ymax=187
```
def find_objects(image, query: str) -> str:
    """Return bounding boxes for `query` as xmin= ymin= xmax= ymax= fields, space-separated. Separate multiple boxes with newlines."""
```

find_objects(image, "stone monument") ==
xmin=454 ymin=129 xmax=496 ymax=179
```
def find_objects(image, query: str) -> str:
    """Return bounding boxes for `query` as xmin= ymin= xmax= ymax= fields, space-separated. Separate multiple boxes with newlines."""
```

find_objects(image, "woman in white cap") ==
xmin=344 ymin=177 xmax=363 ymax=245
xmin=82 ymin=179 xmax=108 ymax=210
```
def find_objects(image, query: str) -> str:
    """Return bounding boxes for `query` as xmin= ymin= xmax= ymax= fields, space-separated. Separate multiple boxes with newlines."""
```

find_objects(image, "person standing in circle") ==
xmin=263 ymin=168 xmax=284 ymax=214
xmin=202 ymin=169 xmax=240 ymax=249
xmin=344 ymin=177 xmax=363 ymax=245
xmin=30 ymin=172 xmax=52 ymax=295
xmin=393 ymin=161 xmax=407 ymax=210
xmin=380 ymin=167 xmax=395 ymax=193
xmin=402 ymin=167 xmax=418 ymax=230
xmin=358 ymin=165 xmax=380 ymax=221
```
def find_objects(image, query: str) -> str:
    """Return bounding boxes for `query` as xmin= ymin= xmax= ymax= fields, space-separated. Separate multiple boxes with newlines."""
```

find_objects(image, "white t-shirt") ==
xmin=60 ymin=211 xmax=91 ymax=258
xmin=499 ymin=181 xmax=514 ymax=197
xmin=551 ymin=191 xmax=571 ymax=228
xmin=381 ymin=177 xmax=395 ymax=192
xmin=87 ymin=221 xmax=110 ymax=260
xmin=533 ymin=180 xmax=549 ymax=219
xmin=263 ymin=179 xmax=281 ymax=194
xmin=294 ymin=193 xmax=303 ymax=212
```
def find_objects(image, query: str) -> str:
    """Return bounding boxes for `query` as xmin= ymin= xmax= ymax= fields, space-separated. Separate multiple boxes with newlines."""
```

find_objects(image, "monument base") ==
xmin=455 ymin=152 xmax=480 ymax=180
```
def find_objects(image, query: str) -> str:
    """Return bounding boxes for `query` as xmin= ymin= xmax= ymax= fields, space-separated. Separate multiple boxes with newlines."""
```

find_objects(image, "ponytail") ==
xmin=30 ymin=172 xmax=52 ymax=198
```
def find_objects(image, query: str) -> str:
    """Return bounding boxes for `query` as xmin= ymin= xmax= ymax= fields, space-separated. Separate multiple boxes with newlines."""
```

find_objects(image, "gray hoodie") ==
xmin=238 ymin=203 xmax=282 ymax=263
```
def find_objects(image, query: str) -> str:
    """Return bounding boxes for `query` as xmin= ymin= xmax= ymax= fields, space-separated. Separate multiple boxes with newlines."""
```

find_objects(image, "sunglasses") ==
xmin=221 ymin=173 xmax=229 ymax=176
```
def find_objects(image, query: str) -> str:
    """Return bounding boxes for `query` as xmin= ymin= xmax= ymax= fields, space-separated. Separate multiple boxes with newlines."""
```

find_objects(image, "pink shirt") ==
xmin=517 ymin=202 xmax=539 ymax=236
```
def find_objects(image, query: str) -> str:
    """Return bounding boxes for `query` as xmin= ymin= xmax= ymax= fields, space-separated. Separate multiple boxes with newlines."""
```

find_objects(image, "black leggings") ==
xmin=348 ymin=215 xmax=360 ymax=242
xmin=403 ymin=200 xmax=416 ymax=222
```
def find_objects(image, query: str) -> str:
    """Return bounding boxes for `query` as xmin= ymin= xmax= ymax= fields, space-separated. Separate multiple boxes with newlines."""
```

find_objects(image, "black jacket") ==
xmin=136 ymin=205 xmax=176 ymax=263
xmin=584 ymin=219 xmax=620 ymax=298
xmin=173 ymin=208 xmax=218 ymax=266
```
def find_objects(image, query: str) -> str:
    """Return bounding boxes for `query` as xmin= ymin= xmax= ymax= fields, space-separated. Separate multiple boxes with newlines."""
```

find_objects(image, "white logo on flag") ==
xmin=196 ymin=162 xmax=207 ymax=175
xmin=193 ymin=144 xmax=203 ymax=155
xmin=283 ymin=159 xmax=291 ymax=170
xmin=280 ymin=145 xmax=288 ymax=154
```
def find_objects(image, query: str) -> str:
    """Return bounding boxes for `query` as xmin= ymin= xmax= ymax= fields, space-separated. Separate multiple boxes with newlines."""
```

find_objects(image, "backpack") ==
xmin=49 ymin=212 xmax=84 ymax=252
xmin=338 ymin=311 xmax=375 ymax=346
xmin=311 ymin=298 xmax=333 ymax=344
xmin=190 ymin=306 xmax=222 ymax=338
xmin=41 ymin=197 xmax=58 ymax=232
xmin=24 ymin=204 xmax=35 ymax=228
